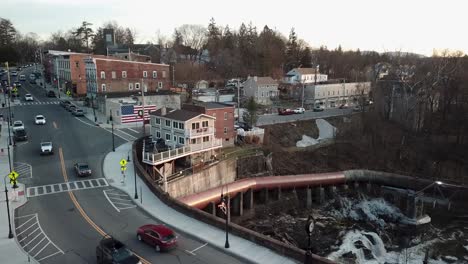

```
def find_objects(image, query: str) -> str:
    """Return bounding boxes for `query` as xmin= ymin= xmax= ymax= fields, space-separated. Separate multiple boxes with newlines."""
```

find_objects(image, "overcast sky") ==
xmin=3 ymin=0 xmax=466 ymax=56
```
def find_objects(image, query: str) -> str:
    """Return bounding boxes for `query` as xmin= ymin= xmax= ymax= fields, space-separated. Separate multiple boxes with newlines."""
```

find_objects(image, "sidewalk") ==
xmin=103 ymin=142 xmax=298 ymax=264
xmin=0 ymin=121 xmax=38 ymax=263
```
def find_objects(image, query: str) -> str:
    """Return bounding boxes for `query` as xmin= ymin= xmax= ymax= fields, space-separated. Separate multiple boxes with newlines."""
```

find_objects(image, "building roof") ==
xmin=191 ymin=101 xmax=235 ymax=109
xmin=150 ymin=108 xmax=202 ymax=121
xmin=293 ymin=68 xmax=320 ymax=75
xmin=97 ymin=90 xmax=177 ymax=98
xmin=251 ymin=76 xmax=278 ymax=85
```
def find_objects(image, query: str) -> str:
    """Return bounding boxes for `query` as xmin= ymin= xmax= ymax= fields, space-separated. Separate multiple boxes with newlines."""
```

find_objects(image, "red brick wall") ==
xmin=205 ymin=108 xmax=235 ymax=141
xmin=70 ymin=54 xmax=88 ymax=96
xmin=95 ymin=59 xmax=170 ymax=94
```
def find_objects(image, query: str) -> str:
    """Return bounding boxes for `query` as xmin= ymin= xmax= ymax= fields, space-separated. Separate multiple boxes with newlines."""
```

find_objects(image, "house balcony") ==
xmin=185 ymin=127 xmax=215 ymax=138
xmin=142 ymin=138 xmax=223 ymax=165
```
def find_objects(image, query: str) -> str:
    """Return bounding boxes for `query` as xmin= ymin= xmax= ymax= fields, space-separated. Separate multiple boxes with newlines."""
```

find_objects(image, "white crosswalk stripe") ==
xmin=15 ymin=101 xmax=60 ymax=106
xmin=26 ymin=178 xmax=109 ymax=198
xmin=103 ymin=189 xmax=136 ymax=212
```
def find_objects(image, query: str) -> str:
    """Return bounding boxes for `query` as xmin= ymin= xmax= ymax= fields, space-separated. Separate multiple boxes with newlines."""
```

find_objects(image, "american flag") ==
xmin=120 ymin=104 xmax=157 ymax=123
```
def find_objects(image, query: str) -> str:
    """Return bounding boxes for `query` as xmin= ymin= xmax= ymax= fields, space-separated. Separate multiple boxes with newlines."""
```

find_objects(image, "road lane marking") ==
xmin=73 ymin=117 xmax=135 ymax=142
xmin=185 ymin=242 xmax=208 ymax=255
xmin=127 ymin=128 xmax=139 ymax=133
xmin=53 ymin=121 xmax=58 ymax=129
xmin=103 ymin=190 xmax=121 ymax=212
xmin=16 ymin=215 xmax=36 ymax=229
xmin=59 ymin=147 xmax=150 ymax=264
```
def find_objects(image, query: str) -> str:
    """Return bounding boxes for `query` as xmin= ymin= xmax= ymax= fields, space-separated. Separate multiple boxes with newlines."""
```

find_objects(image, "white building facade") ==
xmin=304 ymin=82 xmax=371 ymax=108
xmin=243 ymin=76 xmax=279 ymax=105
xmin=284 ymin=68 xmax=328 ymax=84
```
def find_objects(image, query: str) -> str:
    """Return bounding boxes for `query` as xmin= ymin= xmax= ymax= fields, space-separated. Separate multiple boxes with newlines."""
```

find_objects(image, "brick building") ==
xmin=182 ymin=101 xmax=235 ymax=146
xmin=84 ymin=57 xmax=170 ymax=102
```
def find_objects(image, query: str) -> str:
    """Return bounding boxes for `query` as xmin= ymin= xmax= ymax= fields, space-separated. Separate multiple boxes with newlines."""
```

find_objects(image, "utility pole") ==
xmin=301 ymin=81 xmax=305 ymax=108
xmin=141 ymin=78 xmax=146 ymax=137
xmin=56 ymin=57 xmax=61 ymax=98
xmin=237 ymin=79 xmax=241 ymax=122
xmin=5 ymin=62 xmax=13 ymax=125
xmin=172 ymin=64 xmax=175 ymax=87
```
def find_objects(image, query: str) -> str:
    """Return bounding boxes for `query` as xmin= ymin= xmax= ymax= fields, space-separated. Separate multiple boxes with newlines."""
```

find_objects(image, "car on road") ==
xmin=67 ymin=105 xmax=76 ymax=112
xmin=11 ymin=71 xmax=18 ymax=76
xmin=13 ymin=129 xmax=27 ymax=142
xmin=74 ymin=163 xmax=92 ymax=177
xmin=34 ymin=115 xmax=46 ymax=125
xmin=278 ymin=108 xmax=295 ymax=115
xmin=313 ymin=106 xmax=324 ymax=112
xmin=293 ymin=107 xmax=305 ymax=114
xmin=13 ymin=120 xmax=24 ymax=131
xmin=72 ymin=108 xmax=84 ymax=116
xmin=40 ymin=142 xmax=53 ymax=155
xmin=46 ymin=90 xmax=56 ymax=97
xmin=96 ymin=236 xmax=141 ymax=264
xmin=25 ymin=94 xmax=33 ymax=101
xmin=19 ymin=74 xmax=26 ymax=81
xmin=137 ymin=224 xmax=178 ymax=252
xmin=14 ymin=81 xmax=21 ymax=87
xmin=338 ymin=104 xmax=348 ymax=109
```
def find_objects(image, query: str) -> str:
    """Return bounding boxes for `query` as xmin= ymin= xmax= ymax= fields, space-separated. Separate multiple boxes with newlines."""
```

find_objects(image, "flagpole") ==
xmin=141 ymin=78 xmax=146 ymax=137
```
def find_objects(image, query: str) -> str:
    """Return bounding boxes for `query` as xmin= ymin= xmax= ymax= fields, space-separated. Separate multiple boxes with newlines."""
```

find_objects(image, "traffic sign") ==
xmin=66 ymin=90 xmax=71 ymax=96
xmin=119 ymin=159 xmax=127 ymax=166
xmin=121 ymin=166 xmax=127 ymax=171
xmin=9 ymin=171 xmax=19 ymax=180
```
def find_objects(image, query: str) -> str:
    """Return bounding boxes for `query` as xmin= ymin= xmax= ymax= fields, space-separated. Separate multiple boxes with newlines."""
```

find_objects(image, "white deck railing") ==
xmin=142 ymin=138 xmax=223 ymax=165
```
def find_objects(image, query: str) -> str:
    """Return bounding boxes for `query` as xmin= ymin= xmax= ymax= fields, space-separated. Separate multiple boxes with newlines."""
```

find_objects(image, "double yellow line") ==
xmin=58 ymin=148 xmax=150 ymax=264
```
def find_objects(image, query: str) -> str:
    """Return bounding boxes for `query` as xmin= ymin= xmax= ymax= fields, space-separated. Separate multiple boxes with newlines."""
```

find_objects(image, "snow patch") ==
xmin=296 ymin=119 xmax=336 ymax=147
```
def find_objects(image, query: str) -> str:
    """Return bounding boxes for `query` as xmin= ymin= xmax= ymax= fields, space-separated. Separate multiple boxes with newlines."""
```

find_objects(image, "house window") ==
xmin=202 ymin=121 xmax=208 ymax=127
xmin=191 ymin=139 xmax=196 ymax=144
xmin=224 ymin=127 xmax=228 ymax=134
xmin=158 ymin=82 xmax=163 ymax=89
xmin=135 ymin=83 xmax=140 ymax=90
xmin=122 ymin=71 xmax=127 ymax=78
xmin=165 ymin=133 xmax=171 ymax=140
xmin=203 ymin=136 xmax=209 ymax=142
xmin=155 ymin=118 xmax=160 ymax=124
xmin=101 ymin=84 xmax=106 ymax=91
xmin=111 ymin=71 xmax=116 ymax=79
xmin=178 ymin=137 xmax=185 ymax=145
xmin=165 ymin=120 xmax=171 ymax=127
xmin=261 ymin=91 xmax=264 ymax=97
xmin=152 ymin=71 xmax=157 ymax=78
xmin=179 ymin=123 xmax=184 ymax=129
xmin=162 ymin=71 xmax=166 ymax=78
xmin=156 ymin=131 xmax=161 ymax=138
xmin=173 ymin=135 xmax=177 ymax=142
xmin=224 ymin=112 xmax=227 ymax=120
xmin=100 ymin=71 xmax=105 ymax=79
xmin=129 ymin=83 xmax=134 ymax=90
xmin=143 ymin=71 xmax=148 ymax=78
xmin=192 ymin=122 xmax=200 ymax=129
xmin=173 ymin=121 xmax=178 ymax=128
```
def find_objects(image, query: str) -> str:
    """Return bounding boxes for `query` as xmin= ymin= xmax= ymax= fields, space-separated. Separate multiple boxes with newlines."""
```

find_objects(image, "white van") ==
xmin=19 ymin=74 xmax=26 ymax=81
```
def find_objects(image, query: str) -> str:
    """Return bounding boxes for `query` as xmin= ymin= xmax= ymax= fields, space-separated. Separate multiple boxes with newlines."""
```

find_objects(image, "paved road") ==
xmin=257 ymin=108 xmax=353 ymax=126
xmin=11 ymin=68 xmax=243 ymax=264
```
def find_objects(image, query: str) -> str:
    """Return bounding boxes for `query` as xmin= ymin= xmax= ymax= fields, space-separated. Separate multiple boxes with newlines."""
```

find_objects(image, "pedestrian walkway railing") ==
xmin=142 ymin=138 xmax=223 ymax=165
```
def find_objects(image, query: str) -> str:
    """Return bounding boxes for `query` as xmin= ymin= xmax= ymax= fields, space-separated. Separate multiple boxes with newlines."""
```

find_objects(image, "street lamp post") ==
xmin=110 ymin=110 xmax=115 ymax=152
xmin=3 ymin=175 xmax=14 ymax=238
xmin=133 ymin=160 xmax=138 ymax=200
xmin=304 ymin=214 xmax=315 ymax=264
xmin=220 ymin=187 xmax=230 ymax=248
xmin=93 ymin=96 xmax=97 ymax=123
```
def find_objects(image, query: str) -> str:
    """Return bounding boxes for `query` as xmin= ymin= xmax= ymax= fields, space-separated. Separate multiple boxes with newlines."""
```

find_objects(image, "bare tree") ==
xmin=176 ymin=24 xmax=207 ymax=62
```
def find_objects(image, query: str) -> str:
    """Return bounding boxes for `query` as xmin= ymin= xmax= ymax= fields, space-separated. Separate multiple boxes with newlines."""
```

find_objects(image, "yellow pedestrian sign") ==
xmin=119 ymin=159 xmax=127 ymax=167
xmin=121 ymin=166 xmax=127 ymax=171
xmin=12 ymin=87 xmax=18 ymax=94
xmin=66 ymin=90 xmax=71 ymax=96
xmin=9 ymin=171 xmax=19 ymax=180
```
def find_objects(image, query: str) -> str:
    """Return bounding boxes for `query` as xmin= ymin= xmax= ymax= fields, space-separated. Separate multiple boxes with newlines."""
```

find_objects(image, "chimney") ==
xmin=161 ymin=107 xmax=166 ymax=116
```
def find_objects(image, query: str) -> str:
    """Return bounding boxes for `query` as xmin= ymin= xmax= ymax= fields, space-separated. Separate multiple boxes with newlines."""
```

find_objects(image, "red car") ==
xmin=137 ymin=224 xmax=177 ymax=252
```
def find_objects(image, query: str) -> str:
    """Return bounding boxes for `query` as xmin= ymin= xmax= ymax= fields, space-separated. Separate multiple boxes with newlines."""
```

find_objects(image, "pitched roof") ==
xmin=192 ymin=101 xmax=235 ymax=109
xmin=150 ymin=108 xmax=202 ymax=121
xmin=253 ymin=77 xmax=278 ymax=85
xmin=294 ymin=68 xmax=319 ymax=75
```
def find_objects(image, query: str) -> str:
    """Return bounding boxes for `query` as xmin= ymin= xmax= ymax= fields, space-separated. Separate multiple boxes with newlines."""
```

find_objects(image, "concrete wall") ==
xmin=166 ymin=158 xmax=237 ymax=198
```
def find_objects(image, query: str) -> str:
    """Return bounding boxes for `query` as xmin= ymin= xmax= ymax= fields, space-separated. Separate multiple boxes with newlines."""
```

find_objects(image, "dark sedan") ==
xmin=74 ymin=163 xmax=92 ymax=177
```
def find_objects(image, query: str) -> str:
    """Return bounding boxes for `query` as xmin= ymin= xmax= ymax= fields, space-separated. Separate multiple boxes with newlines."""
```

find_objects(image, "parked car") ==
xmin=96 ymin=236 xmax=140 ymax=264
xmin=46 ymin=90 xmax=56 ymax=97
xmin=14 ymin=81 xmax=21 ymax=87
xmin=40 ymin=142 xmax=53 ymax=155
xmin=72 ymin=109 xmax=84 ymax=116
xmin=13 ymin=120 xmax=24 ymax=131
xmin=68 ymin=105 xmax=76 ymax=112
xmin=60 ymin=100 xmax=71 ymax=108
xmin=313 ymin=106 xmax=324 ymax=112
xmin=278 ymin=108 xmax=295 ymax=115
xmin=19 ymin=75 xmax=26 ymax=81
xmin=353 ymin=105 xmax=362 ymax=112
xmin=35 ymin=115 xmax=46 ymax=125
xmin=25 ymin=94 xmax=33 ymax=101
xmin=74 ymin=163 xmax=92 ymax=177
xmin=236 ymin=122 xmax=252 ymax=131
xmin=338 ymin=104 xmax=348 ymax=109
xmin=13 ymin=129 xmax=27 ymax=142
xmin=137 ymin=224 xmax=178 ymax=252
xmin=11 ymin=71 xmax=17 ymax=76
xmin=293 ymin=107 xmax=305 ymax=114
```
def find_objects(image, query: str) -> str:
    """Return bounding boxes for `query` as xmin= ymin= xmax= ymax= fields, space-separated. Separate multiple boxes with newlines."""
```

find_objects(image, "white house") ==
xmin=243 ymin=76 xmax=279 ymax=105
xmin=284 ymin=67 xmax=328 ymax=84
xmin=304 ymin=82 xmax=371 ymax=108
